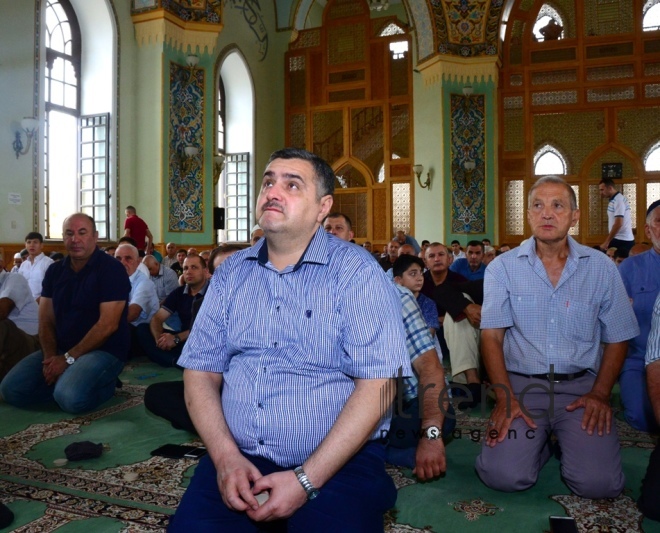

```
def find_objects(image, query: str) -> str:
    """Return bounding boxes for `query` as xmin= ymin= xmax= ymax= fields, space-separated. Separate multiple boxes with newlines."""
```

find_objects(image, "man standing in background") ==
xmin=599 ymin=178 xmax=635 ymax=253
xmin=124 ymin=206 xmax=153 ymax=254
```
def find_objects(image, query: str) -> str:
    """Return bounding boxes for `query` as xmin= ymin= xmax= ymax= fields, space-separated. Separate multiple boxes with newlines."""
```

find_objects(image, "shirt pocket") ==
xmin=560 ymin=300 xmax=598 ymax=342
xmin=510 ymin=293 xmax=539 ymax=329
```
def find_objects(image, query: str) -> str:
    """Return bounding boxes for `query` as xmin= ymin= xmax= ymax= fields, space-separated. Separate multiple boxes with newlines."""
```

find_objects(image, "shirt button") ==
xmin=258 ymin=402 xmax=263 ymax=408
xmin=276 ymin=305 xmax=280 ymax=311
xmin=258 ymin=440 xmax=264 ymax=445
xmin=273 ymin=342 xmax=278 ymax=347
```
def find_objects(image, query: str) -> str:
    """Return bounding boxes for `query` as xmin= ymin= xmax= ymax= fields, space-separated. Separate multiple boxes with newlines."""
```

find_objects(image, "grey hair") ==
xmin=528 ymin=175 xmax=577 ymax=211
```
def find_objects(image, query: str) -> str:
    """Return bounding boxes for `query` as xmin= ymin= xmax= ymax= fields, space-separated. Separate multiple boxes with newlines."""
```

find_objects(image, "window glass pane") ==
xmin=64 ymin=60 xmax=76 ymax=83
xmin=81 ymin=191 xmax=92 ymax=205
xmin=81 ymin=159 xmax=93 ymax=173
xmin=94 ymin=158 xmax=105 ymax=173
xmin=52 ymin=57 xmax=65 ymax=80
xmin=51 ymin=81 xmax=64 ymax=106
xmin=95 ymin=142 xmax=106 ymax=157
xmin=81 ymin=174 xmax=92 ymax=189
xmin=95 ymin=126 xmax=106 ymax=140
xmin=81 ymin=143 xmax=93 ymax=158
xmin=65 ymin=84 xmax=77 ymax=109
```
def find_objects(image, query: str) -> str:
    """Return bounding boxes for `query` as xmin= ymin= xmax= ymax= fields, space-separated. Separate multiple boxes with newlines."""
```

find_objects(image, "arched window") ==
xmin=42 ymin=0 xmax=114 ymax=240
xmin=644 ymin=1 xmax=660 ymax=31
xmin=217 ymin=50 xmax=255 ymax=243
xmin=533 ymin=4 xmax=565 ymax=42
xmin=534 ymin=144 xmax=567 ymax=175
xmin=645 ymin=141 xmax=660 ymax=170
xmin=44 ymin=0 xmax=80 ymax=238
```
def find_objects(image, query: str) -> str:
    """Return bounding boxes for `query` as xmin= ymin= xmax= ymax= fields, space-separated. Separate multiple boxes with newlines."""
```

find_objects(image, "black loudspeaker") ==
xmin=213 ymin=207 xmax=225 ymax=230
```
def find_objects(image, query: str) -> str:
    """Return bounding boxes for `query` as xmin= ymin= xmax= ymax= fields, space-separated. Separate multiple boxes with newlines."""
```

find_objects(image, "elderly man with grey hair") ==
xmin=476 ymin=175 xmax=639 ymax=499
xmin=143 ymin=255 xmax=180 ymax=303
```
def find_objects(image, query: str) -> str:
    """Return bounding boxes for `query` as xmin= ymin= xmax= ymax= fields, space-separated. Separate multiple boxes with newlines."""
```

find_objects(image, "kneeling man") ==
xmin=475 ymin=176 xmax=639 ymax=499
xmin=0 ymin=214 xmax=130 ymax=413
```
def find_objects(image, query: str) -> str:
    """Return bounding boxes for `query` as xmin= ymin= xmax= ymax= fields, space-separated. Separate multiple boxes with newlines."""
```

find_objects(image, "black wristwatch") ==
xmin=173 ymin=335 xmax=181 ymax=346
xmin=294 ymin=466 xmax=320 ymax=500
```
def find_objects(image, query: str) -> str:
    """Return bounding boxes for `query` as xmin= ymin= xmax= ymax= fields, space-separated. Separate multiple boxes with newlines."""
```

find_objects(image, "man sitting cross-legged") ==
xmin=135 ymin=254 xmax=208 ymax=367
xmin=386 ymin=254 xmax=455 ymax=475
xmin=0 ymin=269 xmax=40 ymax=381
xmin=115 ymin=244 xmax=159 ymax=358
xmin=143 ymin=244 xmax=243 ymax=432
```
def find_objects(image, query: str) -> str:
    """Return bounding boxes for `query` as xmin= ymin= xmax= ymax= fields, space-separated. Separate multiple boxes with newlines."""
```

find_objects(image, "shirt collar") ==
xmin=62 ymin=247 xmax=102 ymax=273
xmin=517 ymin=235 xmax=588 ymax=264
xmin=247 ymin=226 xmax=329 ymax=272
xmin=184 ymin=279 xmax=209 ymax=296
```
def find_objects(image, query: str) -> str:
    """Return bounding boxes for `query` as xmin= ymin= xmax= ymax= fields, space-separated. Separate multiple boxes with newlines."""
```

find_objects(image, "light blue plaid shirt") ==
xmin=481 ymin=236 xmax=639 ymax=374
xmin=179 ymin=227 xmax=411 ymax=467
xmin=394 ymin=284 xmax=436 ymax=403
xmin=646 ymin=292 xmax=660 ymax=366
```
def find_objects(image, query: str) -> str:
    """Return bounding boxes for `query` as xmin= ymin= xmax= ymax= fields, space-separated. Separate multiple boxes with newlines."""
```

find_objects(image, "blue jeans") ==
xmin=0 ymin=350 xmax=124 ymax=414
xmin=168 ymin=442 xmax=396 ymax=533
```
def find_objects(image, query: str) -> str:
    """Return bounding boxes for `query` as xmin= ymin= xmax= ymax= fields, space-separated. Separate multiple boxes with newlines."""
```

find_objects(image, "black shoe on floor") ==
xmin=0 ymin=502 xmax=14 ymax=529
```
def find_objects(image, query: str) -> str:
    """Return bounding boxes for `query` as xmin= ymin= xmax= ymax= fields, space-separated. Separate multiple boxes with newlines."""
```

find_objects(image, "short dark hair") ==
xmin=125 ymin=205 xmax=136 ymax=213
xmin=268 ymin=148 xmax=335 ymax=199
xmin=25 ymin=232 xmax=43 ymax=243
xmin=393 ymin=254 xmax=425 ymax=278
xmin=599 ymin=178 xmax=616 ymax=188
xmin=466 ymin=240 xmax=484 ymax=251
xmin=421 ymin=240 xmax=430 ymax=246
xmin=323 ymin=212 xmax=352 ymax=230
xmin=208 ymin=244 xmax=245 ymax=274
xmin=177 ymin=248 xmax=187 ymax=255
xmin=451 ymin=240 xmax=460 ymax=246
xmin=118 ymin=236 xmax=137 ymax=247
xmin=184 ymin=253 xmax=207 ymax=270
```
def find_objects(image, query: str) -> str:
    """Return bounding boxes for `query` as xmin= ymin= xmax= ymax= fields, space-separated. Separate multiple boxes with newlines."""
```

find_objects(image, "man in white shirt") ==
xmin=599 ymin=178 xmax=635 ymax=253
xmin=18 ymin=232 xmax=53 ymax=301
xmin=0 ymin=271 xmax=40 ymax=380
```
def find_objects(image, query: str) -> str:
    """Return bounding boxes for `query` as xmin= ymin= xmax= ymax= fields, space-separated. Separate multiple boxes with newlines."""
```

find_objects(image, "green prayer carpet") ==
xmin=1 ymin=359 xmax=659 ymax=532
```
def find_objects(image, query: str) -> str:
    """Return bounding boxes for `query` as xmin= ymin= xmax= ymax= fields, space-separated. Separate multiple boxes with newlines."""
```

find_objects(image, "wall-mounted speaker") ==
xmin=213 ymin=207 xmax=225 ymax=230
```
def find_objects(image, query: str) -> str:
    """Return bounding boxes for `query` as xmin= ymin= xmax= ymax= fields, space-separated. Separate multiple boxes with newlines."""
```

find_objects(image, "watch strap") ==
xmin=293 ymin=466 xmax=319 ymax=500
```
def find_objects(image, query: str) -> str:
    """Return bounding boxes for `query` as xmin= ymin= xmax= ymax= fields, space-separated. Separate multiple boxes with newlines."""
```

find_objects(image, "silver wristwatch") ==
xmin=64 ymin=352 xmax=75 ymax=365
xmin=422 ymin=425 xmax=442 ymax=440
xmin=293 ymin=466 xmax=320 ymax=500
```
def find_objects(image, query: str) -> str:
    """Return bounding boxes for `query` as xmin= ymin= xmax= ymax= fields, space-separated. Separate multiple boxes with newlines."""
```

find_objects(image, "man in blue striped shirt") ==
xmin=476 ymin=176 xmax=639 ymax=499
xmin=169 ymin=148 xmax=411 ymax=532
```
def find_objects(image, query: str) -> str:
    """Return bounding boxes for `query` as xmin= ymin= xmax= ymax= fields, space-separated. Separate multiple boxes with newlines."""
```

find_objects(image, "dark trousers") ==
xmin=135 ymin=323 xmax=183 ymax=367
xmin=639 ymin=440 xmax=660 ymax=521
xmin=610 ymin=238 xmax=635 ymax=254
xmin=144 ymin=381 xmax=195 ymax=433
xmin=168 ymin=442 xmax=396 ymax=533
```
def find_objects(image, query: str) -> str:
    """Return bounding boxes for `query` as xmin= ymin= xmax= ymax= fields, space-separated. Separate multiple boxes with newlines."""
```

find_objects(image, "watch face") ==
xmin=426 ymin=426 xmax=441 ymax=439
xmin=65 ymin=355 xmax=75 ymax=365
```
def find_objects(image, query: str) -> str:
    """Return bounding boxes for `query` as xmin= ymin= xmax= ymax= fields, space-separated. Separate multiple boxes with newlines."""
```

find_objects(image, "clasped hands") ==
xmin=217 ymin=453 xmax=307 ymax=522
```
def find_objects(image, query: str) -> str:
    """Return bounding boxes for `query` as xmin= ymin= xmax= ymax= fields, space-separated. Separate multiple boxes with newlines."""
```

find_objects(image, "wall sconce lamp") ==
xmin=462 ymin=85 xmax=474 ymax=97
xmin=176 ymin=145 xmax=199 ymax=175
xmin=13 ymin=117 xmax=39 ymax=159
xmin=186 ymin=54 xmax=199 ymax=83
xmin=213 ymin=152 xmax=225 ymax=185
xmin=413 ymin=164 xmax=431 ymax=189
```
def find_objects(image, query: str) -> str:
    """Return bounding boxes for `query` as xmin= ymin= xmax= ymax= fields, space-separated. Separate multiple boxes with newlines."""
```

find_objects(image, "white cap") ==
xmin=13 ymin=253 xmax=22 ymax=259
xmin=484 ymin=245 xmax=495 ymax=253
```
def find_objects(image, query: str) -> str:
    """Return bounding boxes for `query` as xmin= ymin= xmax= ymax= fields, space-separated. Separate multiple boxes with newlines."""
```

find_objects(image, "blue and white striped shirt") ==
xmin=646 ymin=292 xmax=660 ymax=366
xmin=179 ymin=227 xmax=411 ymax=467
xmin=481 ymin=236 xmax=639 ymax=374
